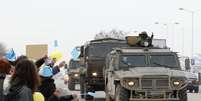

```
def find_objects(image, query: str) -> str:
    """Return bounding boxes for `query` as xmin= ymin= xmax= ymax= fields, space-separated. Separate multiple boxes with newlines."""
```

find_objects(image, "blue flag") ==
xmin=5 ymin=48 xmax=16 ymax=62
xmin=71 ymin=47 xmax=80 ymax=60
xmin=54 ymin=40 xmax=58 ymax=47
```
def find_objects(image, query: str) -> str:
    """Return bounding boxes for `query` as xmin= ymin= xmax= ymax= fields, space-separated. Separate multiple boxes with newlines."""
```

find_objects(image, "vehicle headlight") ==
xmin=74 ymin=74 xmax=78 ymax=77
xmin=171 ymin=77 xmax=187 ymax=89
xmin=128 ymin=81 xmax=135 ymax=86
xmin=121 ymin=78 xmax=138 ymax=90
xmin=92 ymin=72 xmax=97 ymax=76
xmin=173 ymin=81 xmax=180 ymax=86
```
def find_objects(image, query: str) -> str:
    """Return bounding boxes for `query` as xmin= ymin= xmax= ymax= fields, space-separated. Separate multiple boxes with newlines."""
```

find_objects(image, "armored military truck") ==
xmin=79 ymin=38 xmax=129 ymax=100
xmin=104 ymin=33 xmax=188 ymax=101
xmin=68 ymin=59 xmax=81 ymax=90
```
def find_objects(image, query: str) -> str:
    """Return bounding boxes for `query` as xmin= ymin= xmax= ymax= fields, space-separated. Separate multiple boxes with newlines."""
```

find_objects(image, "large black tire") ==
xmin=80 ymin=75 xmax=85 ymax=98
xmin=84 ymin=84 xmax=94 ymax=100
xmin=194 ymin=86 xmax=199 ymax=93
xmin=68 ymin=80 xmax=75 ymax=90
xmin=189 ymin=88 xmax=193 ymax=93
xmin=115 ymin=84 xmax=129 ymax=101
xmin=179 ymin=88 xmax=187 ymax=101
xmin=80 ymin=83 xmax=85 ymax=98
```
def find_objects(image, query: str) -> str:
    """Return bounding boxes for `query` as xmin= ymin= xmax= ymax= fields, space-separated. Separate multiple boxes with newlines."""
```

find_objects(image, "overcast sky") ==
xmin=0 ymin=0 xmax=201 ymax=61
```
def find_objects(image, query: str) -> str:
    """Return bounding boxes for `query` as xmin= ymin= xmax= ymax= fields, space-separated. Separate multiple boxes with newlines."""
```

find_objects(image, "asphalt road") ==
xmin=54 ymin=78 xmax=201 ymax=101
xmin=54 ymin=70 xmax=201 ymax=101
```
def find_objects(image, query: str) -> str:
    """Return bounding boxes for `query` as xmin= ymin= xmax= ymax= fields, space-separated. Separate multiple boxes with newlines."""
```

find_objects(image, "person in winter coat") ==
xmin=6 ymin=59 xmax=40 ymax=101
xmin=38 ymin=65 xmax=55 ymax=100
xmin=0 ymin=59 xmax=12 ymax=101
xmin=38 ymin=65 xmax=76 ymax=101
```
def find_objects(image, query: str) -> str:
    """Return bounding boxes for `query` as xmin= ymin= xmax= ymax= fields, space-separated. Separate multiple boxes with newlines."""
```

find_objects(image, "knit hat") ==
xmin=39 ymin=66 xmax=53 ymax=77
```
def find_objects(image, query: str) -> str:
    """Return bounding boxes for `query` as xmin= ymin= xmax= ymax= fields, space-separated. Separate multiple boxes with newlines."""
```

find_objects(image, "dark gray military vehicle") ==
xmin=79 ymin=38 xmax=128 ymax=100
xmin=104 ymin=33 xmax=188 ymax=101
xmin=68 ymin=59 xmax=81 ymax=90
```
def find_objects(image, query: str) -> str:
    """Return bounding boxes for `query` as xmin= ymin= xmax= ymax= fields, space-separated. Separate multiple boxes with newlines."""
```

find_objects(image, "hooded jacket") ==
xmin=38 ymin=77 xmax=75 ymax=101
xmin=6 ymin=85 xmax=33 ymax=101
xmin=38 ymin=77 xmax=56 ymax=101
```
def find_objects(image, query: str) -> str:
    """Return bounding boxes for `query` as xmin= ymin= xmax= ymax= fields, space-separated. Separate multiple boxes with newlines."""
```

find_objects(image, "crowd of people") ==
xmin=0 ymin=43 xmax=77 ymax=101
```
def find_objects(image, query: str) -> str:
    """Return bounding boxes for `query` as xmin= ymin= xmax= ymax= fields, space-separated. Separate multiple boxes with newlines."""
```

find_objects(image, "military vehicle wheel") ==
xmin=189 ymin=88 xmax=193 ymax=93
xmin=115 ymin=84 xmax=129 ymax=101
xmin=68 ymin=81 xmax=75 ymax=90
xmin=80 ymin=83 xmax=85 ymax=98
xmin=84 ymin=84 xmax=94 ymax=100
xmin=194 ymin=87 xmax=199 ymax=93
xmin=179 ymin=88 xmax=187 ymax=101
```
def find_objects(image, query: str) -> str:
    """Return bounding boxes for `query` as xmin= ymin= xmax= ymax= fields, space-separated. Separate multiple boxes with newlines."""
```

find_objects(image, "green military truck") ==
xmin=79 ymin=38 xmax=128 ymax=100
xmin=68 ymin=59 xmax=81 ymax=90
xmin=104 ymin=33 xmax=188 ymax=101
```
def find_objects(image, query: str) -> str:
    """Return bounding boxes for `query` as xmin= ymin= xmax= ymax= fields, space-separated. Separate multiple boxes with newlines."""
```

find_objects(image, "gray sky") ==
xmin=0 ymin=0 xmax=201 ymax=61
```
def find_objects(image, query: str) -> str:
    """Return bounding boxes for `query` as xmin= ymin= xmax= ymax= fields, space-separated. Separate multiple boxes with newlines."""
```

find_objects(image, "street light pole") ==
xmin=179 ymin=8 xmax=201 ymax=57
xmin=192 ymin=12 xmax=194 ymax=57
xmin=181 ymin=27 xmax=185 ymax=55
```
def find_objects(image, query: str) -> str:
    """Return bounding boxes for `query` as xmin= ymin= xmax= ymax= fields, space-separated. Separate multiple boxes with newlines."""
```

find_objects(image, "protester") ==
xmin=38 ymin=65 xmax=55 ymax=100
xmin=38 ymin=65 xmax=77 ymax=101
xmin=14 ymin=55 xmax=28 ymax=66
xmin=0 ymin=59 xmax=12 ymax=101
xmin=6 ymin=59 xmax=40 ymax=101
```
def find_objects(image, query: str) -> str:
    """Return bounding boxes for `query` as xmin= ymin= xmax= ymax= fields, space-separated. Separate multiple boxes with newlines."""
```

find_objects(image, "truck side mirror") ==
xmin=185 ymin=58 xmax=190 ymax=70
xmin=64 ymin=64 xmax=69 ymax=72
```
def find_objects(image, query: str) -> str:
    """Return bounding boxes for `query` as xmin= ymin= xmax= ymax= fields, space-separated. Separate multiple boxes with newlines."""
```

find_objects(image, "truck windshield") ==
xmin=149 ymin=55 xmax=178 ymax=68
xmin=88 ymin=43 xmax=126 ymax=58
xmin=69 ymin=61 xmax=80 ymax=69
xmin=119 ymin=55 xmax=146 ymax=67
xmin=118 ymin=54 xmax=178 ymax=69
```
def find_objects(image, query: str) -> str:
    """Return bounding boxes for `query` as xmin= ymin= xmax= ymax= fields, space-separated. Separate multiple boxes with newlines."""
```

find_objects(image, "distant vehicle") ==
xmin=185 ymin=72 xmax=199 ymax=93
xmin=104 ymin=32 xmax=188 ymax=101
xmin=68 ymin=59 xmax=81 ymax=90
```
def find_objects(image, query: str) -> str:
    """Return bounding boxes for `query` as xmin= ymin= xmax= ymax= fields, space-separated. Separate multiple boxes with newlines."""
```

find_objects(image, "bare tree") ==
xmin=94 ymin=29 xmax=127 ymax=40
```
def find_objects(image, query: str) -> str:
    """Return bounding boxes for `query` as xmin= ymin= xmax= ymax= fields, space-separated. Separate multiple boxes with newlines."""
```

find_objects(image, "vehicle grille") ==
xmin=141 ymin=76 xmax=169 ymax=89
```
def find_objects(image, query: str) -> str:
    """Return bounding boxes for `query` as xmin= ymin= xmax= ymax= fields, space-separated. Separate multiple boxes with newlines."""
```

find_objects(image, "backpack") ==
xmin=0 ymin=73 xmax=6 ymax=101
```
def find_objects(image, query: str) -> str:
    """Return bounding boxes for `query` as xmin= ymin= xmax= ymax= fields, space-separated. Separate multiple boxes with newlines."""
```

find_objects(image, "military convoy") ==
xmin=73 ymin=32 xmax=188 ymax=101
xmin=104 ymin=33 xmax=188 ymax=101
